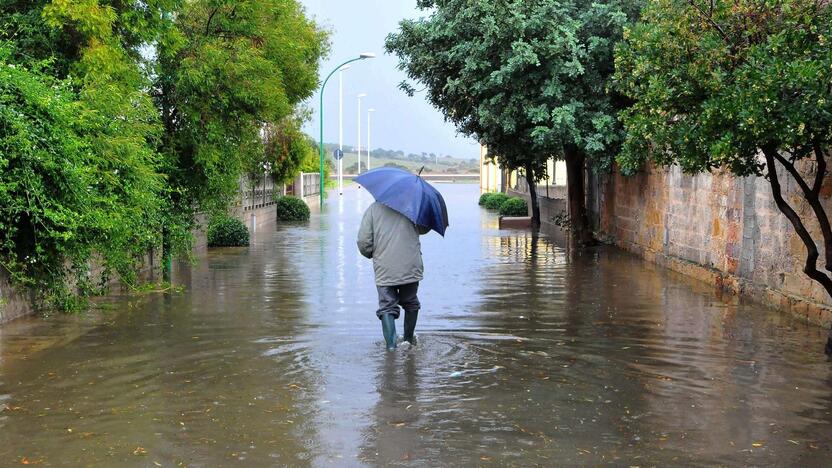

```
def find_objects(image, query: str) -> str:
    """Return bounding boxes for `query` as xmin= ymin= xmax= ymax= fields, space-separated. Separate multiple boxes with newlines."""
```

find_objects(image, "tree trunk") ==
xmin=761 ymin=144 xmax=832 ymax=356
xmin=524 ymin=164 xmax=541 ymax=230
xmin=564 ymin=145 xmax=593 ymax=245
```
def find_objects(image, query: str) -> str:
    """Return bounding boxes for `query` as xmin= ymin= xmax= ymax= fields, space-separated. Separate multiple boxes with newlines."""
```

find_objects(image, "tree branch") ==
xmin=687 ymin=0 xmax=733 ymax=45
xmin=764 ymin=145 xmax=832 ymax=296
xmin=205 ymin=7 xmax=219 ymax=35
xmin=772 ymin=149 xmax=832 ymax=271
xmin=813 ymin=141 xmax=826 ymax=196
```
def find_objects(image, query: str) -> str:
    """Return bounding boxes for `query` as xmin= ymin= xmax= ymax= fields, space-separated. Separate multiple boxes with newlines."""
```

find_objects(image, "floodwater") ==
xmin=1 ymin=184 xmax=831 ymax=466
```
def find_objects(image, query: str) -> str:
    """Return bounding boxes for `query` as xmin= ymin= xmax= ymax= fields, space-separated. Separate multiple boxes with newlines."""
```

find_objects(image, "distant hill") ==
xmin=321 ymin=143 xmax=479 ymax=174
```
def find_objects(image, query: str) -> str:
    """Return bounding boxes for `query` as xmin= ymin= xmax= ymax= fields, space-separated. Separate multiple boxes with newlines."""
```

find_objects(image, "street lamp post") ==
xmin=338 ymin=65 xmax=350 ymax=195
xmin=367 ymin=108 xmax=375 ymax=171
xmin=318 ymin=53 xmax=375 ymax=208
xmin=356 ymin=93 xmax=366 ymax=174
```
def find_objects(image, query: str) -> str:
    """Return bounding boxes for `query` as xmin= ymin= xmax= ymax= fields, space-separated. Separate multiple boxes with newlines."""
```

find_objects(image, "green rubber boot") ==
xmin=381 ymin=313 xmax=397 ymax=350
xmin=403 ymin=309 xmax=418 ymax=345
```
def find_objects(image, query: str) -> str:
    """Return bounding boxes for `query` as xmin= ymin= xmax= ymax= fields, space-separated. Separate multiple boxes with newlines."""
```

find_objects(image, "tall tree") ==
xmin=614 ymin=0 xmax=832 ymax=355
xmin=386 ymin=0 xmax=639 ymax=237
xmin=0 ymin=0 xmax=327 ymax=305
xmin=0 ymin=1 xmax=166 ymax=308
xmin=153 ymin=0 xmax=328 ymax=272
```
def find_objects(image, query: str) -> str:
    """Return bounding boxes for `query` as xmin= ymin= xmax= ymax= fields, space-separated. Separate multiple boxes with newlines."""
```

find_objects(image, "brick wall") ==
xmin=598 ymin=163 xmax=832 ymax=328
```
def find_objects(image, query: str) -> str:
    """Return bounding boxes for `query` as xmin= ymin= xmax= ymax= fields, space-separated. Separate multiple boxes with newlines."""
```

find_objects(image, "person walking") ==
xmin=353 ymin=167 xmax=449 ymax=351
xmin=357 ymin=202 xmax=429 ymax=350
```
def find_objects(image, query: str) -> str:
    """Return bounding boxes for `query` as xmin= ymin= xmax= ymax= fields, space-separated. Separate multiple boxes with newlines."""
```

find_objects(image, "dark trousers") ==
xmin=376 ymin=282 xmax=420 ymax=319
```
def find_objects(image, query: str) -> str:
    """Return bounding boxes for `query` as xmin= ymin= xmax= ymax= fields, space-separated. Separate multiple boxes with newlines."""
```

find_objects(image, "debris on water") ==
xmin=450 ymin=371 xmax=463 ymax=378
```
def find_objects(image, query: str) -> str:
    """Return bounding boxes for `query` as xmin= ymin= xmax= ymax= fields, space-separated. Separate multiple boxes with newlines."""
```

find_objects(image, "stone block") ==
xmin=499 ymin=216 xmax=532 ymax=229
xmin=598 ymin=160 xmax=832 ymax=330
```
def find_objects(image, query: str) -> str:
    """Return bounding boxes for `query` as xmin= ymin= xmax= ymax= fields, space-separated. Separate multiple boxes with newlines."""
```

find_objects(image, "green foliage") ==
xmin=275 ymin=196 xmax=311 ymax=222
xmin=614 ymin=0 xmax=832 ymax=176
xmin=484 ymin=193 xmax=509 ymax=210
xmin=0 ymin=43 xmax=162 ymax=310
xmin=552 ymin=211 xmax=572 ymax=231
xmin=207 ymin=216 xmax=250 ymax=247
xmin=298 ymin=135 xmax=332 ymax=181
xmin=499 ymin=198 xmax=529 ymax=217
xmin=0 ymin=0 xmax=327 ymax=310
xmin=155 ymin=0 xmax=328 ymax=219
xmin=387 ymin=0 xmax=640 ymax=174
xmin=615 ymin=0 xmax=832 ymax=329
xmin=387 ymin=0 xmax=640 ymax=231
xmin=478 ymin=192 xmax=496 ymax=206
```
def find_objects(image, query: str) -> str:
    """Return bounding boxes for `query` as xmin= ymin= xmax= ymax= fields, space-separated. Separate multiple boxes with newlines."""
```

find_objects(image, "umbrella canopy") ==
xmin=354 ymin=167 xmax=449 ymax=236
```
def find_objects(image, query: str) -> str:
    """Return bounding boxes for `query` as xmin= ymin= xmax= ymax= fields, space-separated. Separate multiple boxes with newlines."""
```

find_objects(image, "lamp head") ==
xmin=357 ymin=93 xmax=367 ymax=98
xmin=359 ymin=52 xmax=376 ymax=59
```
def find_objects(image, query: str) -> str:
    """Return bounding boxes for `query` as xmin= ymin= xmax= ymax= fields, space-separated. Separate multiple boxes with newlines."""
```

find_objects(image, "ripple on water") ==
xmin=1 ymin=185 xmax=831 ymax=467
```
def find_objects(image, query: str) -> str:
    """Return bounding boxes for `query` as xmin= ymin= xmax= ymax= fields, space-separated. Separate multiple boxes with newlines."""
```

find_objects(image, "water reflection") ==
xmin=0 ymin=184 xmax=829 ymax=466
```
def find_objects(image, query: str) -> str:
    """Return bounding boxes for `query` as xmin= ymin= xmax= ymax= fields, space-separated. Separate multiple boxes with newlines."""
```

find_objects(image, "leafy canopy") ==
xmin=386 ymin=0 xmax=640 ymax=175
xmin=0 ymin=44 xmax=162 ymax=309
xmin=0 ymin=0 xmax=327 ymax=309
xmin=156 ymin=0 xmax=328 ymax=217
xmin=614 ymin=0 xmax=832 ymax=176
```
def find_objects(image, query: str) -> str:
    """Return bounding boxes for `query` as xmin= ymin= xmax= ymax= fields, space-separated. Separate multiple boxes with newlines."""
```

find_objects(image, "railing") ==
xmin=242 ymin=175 xmax=278 ymax=211
xmin=240 ymin=172 xmax=319 ymax=211
xmin=297 ymin=172 xmax=320 ymax=199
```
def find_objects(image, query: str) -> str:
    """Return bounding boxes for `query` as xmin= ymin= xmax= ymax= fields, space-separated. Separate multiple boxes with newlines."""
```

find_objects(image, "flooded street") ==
xmin=1 ymin=184 xmax=831 ymax=466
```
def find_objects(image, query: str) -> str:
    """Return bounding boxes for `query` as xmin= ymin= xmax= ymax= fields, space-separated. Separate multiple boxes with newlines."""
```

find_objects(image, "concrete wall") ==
xmin=597 ymin=162 xmax=832 ymax=328
xmin=508 ymin=181 xmax=567 ymax=238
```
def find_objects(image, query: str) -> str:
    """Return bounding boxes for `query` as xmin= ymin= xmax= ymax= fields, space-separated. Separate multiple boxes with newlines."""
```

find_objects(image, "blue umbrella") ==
xmin=355 ymin=167 xmax=449 ymax=236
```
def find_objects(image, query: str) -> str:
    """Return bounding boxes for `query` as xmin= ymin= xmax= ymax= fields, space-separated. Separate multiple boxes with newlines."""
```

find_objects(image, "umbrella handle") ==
xmin=418 ymin=166 xmax=424 ymax=176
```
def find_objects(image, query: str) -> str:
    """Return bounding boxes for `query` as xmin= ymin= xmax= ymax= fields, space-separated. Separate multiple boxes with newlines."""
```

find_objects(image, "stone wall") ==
xmin=597 ymin=163 xmax=832 ymax=328
xmin=0 ymin=270 xmax=32 ymax=324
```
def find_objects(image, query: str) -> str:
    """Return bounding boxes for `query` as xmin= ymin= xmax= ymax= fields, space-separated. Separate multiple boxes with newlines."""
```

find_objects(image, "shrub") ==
xmin=483 ymin=192 xmax=508 ymax=210
xmin=499 ymin=197 xmax=528 ymax=217
xmin=207 ymin=216 xmax=250 ymax=247
xmin=478 ymin=192 xmax=495 ymax=206
xmin=275 ymin=196 xmax=311 ymax=221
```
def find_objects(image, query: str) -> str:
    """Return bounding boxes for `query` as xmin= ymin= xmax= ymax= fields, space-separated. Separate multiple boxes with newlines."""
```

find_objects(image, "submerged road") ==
xmin=0 ymin=184 xmax=830 ymax=466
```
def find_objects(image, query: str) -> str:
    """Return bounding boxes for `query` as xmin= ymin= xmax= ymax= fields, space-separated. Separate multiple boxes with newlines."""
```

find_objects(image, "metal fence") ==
xmin=297 ymin=172 xmax=320 ymax=199
xmin=242 ymin=175 xmax=278 ymax=211
xmin=240 ymin=172 xmax=320 ymax=211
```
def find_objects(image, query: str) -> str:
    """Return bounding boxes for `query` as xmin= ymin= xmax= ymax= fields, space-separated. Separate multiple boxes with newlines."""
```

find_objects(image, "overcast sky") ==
xmin=298 ymin=0 xmax=479 ymax=159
